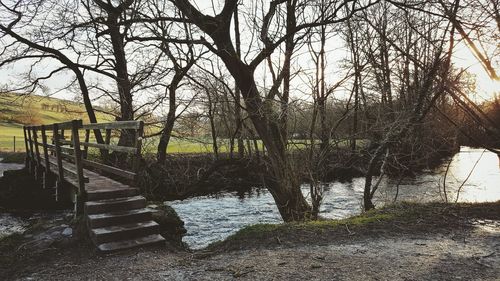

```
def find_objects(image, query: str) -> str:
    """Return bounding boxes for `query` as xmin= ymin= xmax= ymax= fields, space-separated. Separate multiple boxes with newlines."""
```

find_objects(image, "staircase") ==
xmin=84 ymin=186 xmax=165 ymax=252
xmin=24 ymin=120 xmax=166 ymax=252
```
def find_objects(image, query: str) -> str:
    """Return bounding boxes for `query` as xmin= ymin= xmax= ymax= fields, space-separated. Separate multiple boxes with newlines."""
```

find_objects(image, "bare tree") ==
xmin=168 ymin=0 xmax=379 ymax=221
xmin=351 ymin=2 xmax=459 ymax=210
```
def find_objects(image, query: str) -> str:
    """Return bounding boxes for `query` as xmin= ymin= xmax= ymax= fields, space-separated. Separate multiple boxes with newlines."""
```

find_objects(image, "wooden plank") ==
xmin=83 ymin=129 xmax=90 ymax=159
xmin=72 ymin=120 xmax=84 ymax=216
xmin=59 ymin=151 xmax=76 ymax=161
xmin=80 ymin=142 xmax=137 ymax=154
xmin=54 ymin=120 xmax=76 ymax=130
xmin=27 ymin=127 xmax=35 ymax=163
xmin=81 ymin=159 xmax=136 ymax=180
xmin=32 ymin=124 xmax=54 ymax=130
xmin=45 ymin=157 xmax=90 ymax=183
xmin=71 ymin=120 xmax=85 ymax=196
xmin=133 ymin=121 xmax=144 ymax=173
xmin=45 ymin=142 xmax=74 ymax=153
xmin=41 ymin=125 xmax=50 ymax=179
xmin=23 ymin=126 xmax=30 ymax=164
xmin=53 ymin=123 xmax=65 ymax=201
xmin=32 ymin=128 xmax=41 ymax=167
xmin=81 ymin=120 xmax=142 ymax=130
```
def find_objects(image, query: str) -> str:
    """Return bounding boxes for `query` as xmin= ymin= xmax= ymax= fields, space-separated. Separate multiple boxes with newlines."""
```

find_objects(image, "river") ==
xmin=167 ymin=147 xmax=500 ymax=249
xmin=0 ymin=159 xmax=24 ymax=177
xmin=1 ymin=148 xmax=499 ymax=248
xmin=0 ymin=158 xmax=27 ymax=237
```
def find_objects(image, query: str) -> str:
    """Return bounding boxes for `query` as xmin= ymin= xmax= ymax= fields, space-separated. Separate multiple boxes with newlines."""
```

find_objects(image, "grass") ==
xmin=141 ymin=136 xmax=267 ymax=154
xmin=227 ymin=210 xmax=394 ymax=241
xmin=0 ymin=93 xmax=111 ymax=151
xmin=141 ymin=137 xmax=361 ymax=155
xmin=1 ymin=92 xmax=364 ymax=154
xmin=205 ymin=201 xmax=500 ymax=252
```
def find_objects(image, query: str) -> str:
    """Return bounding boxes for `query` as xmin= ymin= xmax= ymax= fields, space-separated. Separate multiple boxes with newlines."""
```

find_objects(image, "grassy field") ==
xmin=0 ymin=93 xmax=111 ymax=151
xmin=1 ymin=92 xmax=360 ymax=154
xmin=0 ymin=93 xmax=251 ymax=154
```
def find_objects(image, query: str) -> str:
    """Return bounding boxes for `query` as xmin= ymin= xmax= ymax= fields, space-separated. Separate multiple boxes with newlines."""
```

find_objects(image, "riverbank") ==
xmin=1 ymin=201 xmax=498 ymax=280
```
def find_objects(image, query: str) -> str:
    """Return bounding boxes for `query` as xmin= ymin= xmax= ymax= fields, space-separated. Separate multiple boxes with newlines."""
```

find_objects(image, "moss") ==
xmin=227 ymin=212 xmax=393 ymax=242
xmin=303 ymin=213 xmax=394 ymax=228
xmin=148 ymin=202 xmax=187 ymax=246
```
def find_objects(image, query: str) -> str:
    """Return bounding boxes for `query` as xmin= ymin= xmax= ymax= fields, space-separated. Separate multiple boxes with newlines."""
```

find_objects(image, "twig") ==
xmin=454 ymin=149 xmax=485 ymax=203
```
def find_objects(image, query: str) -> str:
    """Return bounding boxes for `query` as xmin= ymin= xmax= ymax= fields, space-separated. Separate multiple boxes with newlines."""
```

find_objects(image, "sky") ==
xmin=0 ymin=0 xmax=498 ymax=107
xmin=453 ymin=44 xmax=500 ymax=102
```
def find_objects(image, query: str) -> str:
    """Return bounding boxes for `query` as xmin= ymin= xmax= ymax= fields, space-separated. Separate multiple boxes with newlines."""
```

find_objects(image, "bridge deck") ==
xmin=40 ymin=155 xmax=134 ymax=194
xmin=24 ymin=120 xmax=164 ymax=252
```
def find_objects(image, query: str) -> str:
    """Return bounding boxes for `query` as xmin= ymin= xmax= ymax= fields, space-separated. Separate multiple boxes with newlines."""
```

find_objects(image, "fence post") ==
xmin=26 ymin=127 xmax=35 ymax=174
xmin=41 ymin=125 xmax=51 ymax=188
xmin=32 ymin=127 xmax=42 ymax=180
xmin=53 ymin=123 xmax=64 ymax=201
xmin=13 ymin=136 xmax=16 ymax=152
xmin=23 ymin=126 xmax=30 ymax=168
xmin=71 ymin=120 xmax=85 ymax=215
xmin=104 ymin=128 xmax=111 ymax=161
xmin=133 ymin=121 xmax=144 ymax=177
xmin=83 ymin=129 xmax=90 ymax=159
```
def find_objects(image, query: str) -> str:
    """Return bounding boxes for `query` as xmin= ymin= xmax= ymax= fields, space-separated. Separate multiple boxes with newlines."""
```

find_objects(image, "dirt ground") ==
xmin=2 ymin=203 xmax=500 ymax=281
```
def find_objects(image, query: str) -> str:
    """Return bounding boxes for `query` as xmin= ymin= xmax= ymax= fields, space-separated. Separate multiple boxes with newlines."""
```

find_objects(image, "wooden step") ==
xmin=86 ymin=187 xmax=139 ymax=201
xmin=97 ymin=234 xmax=165 ymax=252
xmin=84 ymin=196 xmax=146 ymax=215
xmin=88 ymin=208 xmax=151 ymax=228
xmin=91 ymin=221 xmax=160 ymax=244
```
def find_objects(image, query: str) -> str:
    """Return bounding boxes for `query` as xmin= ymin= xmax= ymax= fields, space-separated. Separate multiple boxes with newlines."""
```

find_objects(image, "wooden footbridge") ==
xmin=23 ymin=120 xmax=165 ymax=252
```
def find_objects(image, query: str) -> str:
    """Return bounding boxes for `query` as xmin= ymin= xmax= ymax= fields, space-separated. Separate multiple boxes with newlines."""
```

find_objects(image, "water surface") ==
xmin=0 ymin=158 xmax=24 ymax=177
xmin=168 ymin=147 xmax=500 ymax=249
xmin=0 ymin=160 xmax=27 ymax=237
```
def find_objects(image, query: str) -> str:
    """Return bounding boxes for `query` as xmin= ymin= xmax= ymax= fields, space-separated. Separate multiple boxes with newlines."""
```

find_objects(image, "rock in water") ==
xmin=151 ymin=204 xmax=187 ymax=246
xmin=62 ymin=227 xmax=73 ymax=237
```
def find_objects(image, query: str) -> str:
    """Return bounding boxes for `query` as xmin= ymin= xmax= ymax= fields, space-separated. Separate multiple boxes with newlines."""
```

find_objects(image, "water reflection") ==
xmin=167 ymin=147 xmax=500 ymax=248
xmin=0 ymin=159 xmax=24 ymax=177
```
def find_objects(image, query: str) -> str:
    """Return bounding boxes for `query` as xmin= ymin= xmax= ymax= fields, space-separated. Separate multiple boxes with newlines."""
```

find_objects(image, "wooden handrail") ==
xmin=81 ymin=159 xmax=136 ymax=180
xmin=82 ymin=120 xmax=142 ymax=130
xmin=80 ymin=142 xmax=137 ymax=154
xmin=24 ymin=119 xmax=144 ymax=215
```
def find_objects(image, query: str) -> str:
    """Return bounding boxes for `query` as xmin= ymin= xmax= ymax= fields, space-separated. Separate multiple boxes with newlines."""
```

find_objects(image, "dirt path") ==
xmin=2 ymin=202 xmax=499 ymax=281
xmin=8 ymin=221 xmax=498 ymax=281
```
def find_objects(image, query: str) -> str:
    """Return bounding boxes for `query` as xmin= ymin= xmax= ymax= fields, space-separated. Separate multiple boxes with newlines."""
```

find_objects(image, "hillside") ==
xmin=0 ymin=93 xmax=111 ymax=151
xmin=0 ymin=93 xmax=238 ymax=154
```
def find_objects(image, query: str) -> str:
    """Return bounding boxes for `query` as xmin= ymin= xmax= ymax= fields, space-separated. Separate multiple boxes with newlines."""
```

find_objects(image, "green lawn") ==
xmin=0 ymin=123 xmax=25 ymax=151
xmin=0 ymin=93 xmax=111 ymax=151
xmin=1 ymin=93 xmax=364 ymax=153
xmin=141 ymin=136 xmax=266 ymax=154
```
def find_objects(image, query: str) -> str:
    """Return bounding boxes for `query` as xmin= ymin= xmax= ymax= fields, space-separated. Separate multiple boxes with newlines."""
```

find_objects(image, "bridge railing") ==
xmin=23 ymin=120 xmax=144 ymax=214
xmin=80 ymin=120 xmax=144 ymax=180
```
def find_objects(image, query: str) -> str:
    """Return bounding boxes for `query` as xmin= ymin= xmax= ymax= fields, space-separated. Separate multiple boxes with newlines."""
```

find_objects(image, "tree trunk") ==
xmin=172 ymin=0 xmax=311 ymax=221
xmin=157 ymin=87 xmax=176 ymax=164
xmin=267 ymin=164 xmax=311 ymax=222
xmin=207 ymin=90 xmax=219 ymax=159
xmin=318 ymin=21 xmax=329 ymax=152
xmin=108 ymin=14 xmax=135 ymax=148
xmin=234 ymin=4 xmax=245 ymax=158
xmin=74 ymin=69 xmax=104 ymax=145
